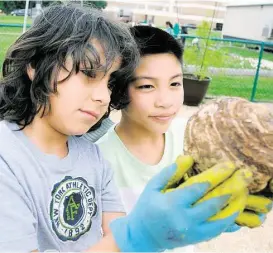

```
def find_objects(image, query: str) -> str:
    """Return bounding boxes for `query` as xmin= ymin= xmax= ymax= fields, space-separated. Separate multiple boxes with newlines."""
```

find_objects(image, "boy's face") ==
xmin=123 ymin=53 xmax=183 ymax=134
xmin=45 ymin=42 xmax=121 ymax=136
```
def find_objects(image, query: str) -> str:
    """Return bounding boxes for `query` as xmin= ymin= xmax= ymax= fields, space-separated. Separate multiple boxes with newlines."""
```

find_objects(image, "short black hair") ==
xmin=110 ymin=25 xmax=183 ymax=110
xmin=166 ymin=21 xmax=173 ymax=29
xmin=0 ymin=3 xmax=139 ymax=130
xmin=131 ymin=26 xmax=182 ymax=60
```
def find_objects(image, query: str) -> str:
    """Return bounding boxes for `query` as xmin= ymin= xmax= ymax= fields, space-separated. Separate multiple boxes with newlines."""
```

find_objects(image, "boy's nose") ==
xmin=154 ymin=91 xmax=173 ymax=108
xmin=90 ymin=82 xmax=111 ymax=105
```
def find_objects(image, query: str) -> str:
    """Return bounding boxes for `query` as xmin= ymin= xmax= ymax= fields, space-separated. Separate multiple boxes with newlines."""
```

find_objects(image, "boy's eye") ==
xmin=137 ymin=85 xmax=154 ymax=89
xmin=80 ymin=69 xmax=96 ymax=78
xmin=171 ymin=82 xmax=182 ymax=87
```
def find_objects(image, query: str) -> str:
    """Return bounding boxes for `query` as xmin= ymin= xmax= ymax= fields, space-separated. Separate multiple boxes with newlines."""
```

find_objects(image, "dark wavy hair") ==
xmin=0 ymin=3 xmax=139 ymax=130
xmin=110 ymin=25 xmax=183 ymax=110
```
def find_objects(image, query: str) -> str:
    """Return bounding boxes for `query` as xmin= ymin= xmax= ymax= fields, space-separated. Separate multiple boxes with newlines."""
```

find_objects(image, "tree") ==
xmin=88 ymin=1 xmax=107 ymax=9
xmin=44 ymin=1 xmax=108 ymax=9
xmin=0 ymin=1 xmax=38 ymax=14
xmin=0 ymin=1 xmax=107 ymax=14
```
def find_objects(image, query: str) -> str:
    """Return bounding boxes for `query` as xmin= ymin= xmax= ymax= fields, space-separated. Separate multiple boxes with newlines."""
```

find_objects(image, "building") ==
xmin=223 ymin=1 xmax=273 ymax=42
xmin=104 ymin=0 xmax=227 ymax=28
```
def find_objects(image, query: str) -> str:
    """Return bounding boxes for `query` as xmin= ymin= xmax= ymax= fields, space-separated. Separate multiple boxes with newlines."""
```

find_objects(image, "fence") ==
xmin=1 ymin=22 xmax=273 ymax=103
xmin=180 ymin=34 xmax=273 ymax=103
xmin=0 ymin=16 xmax=29 ymax=78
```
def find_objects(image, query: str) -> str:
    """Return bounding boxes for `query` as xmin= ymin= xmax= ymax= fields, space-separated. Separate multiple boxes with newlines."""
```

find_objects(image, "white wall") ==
xmin=104 ymin=0 xmax=226 ymax=26
xmin=223 ymin=5 xmax=273 ymax=42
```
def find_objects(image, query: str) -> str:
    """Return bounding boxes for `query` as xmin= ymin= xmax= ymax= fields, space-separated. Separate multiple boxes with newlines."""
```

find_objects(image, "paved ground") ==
xmin=109 ymin=100 xmax=273 ymax=252
xmin=195 ymin=212 xmax=273 ymax=252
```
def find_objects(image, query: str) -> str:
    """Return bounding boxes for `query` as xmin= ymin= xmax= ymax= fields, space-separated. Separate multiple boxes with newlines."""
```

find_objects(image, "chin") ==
xmin=151 ymin=119 xmax=173 ymax=132
xmin=67 ymin=125 xmax=91 ymax=136
xmin=150 ymin=125 xmax=171 ymax=135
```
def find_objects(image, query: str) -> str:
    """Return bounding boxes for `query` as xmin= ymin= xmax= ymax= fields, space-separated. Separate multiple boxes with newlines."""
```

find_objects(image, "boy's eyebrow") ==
xmin=131 ymin=76 xmax=156 ymax=82
xmin=131 ymin=73 xmax=182 ymax=82
xmin=170 ymin=73 xmax=183 ymax=80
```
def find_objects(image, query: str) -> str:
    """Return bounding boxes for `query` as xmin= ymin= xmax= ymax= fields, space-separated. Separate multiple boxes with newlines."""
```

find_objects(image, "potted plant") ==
xmin=182 ymin=21 xmax=226 ymax=106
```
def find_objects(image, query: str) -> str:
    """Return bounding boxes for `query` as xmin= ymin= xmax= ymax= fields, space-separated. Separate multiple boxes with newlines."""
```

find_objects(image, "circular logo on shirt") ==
xmin=50 ymin=176 xmax=97 ymax=241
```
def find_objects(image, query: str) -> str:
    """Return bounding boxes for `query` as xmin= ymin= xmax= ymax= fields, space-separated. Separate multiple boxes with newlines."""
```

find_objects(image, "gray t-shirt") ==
xmin=0 ymin=121 xmax=124 ymax=252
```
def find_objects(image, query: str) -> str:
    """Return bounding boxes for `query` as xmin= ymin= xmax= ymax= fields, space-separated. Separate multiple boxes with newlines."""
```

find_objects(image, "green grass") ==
xmin=208 ymin=76 xmax=273 ymax=101
xmin=188 ymin=29 xmax=222 ymax=38
xmin=183 ymin=44 xmax=254 ymax=69
xmin=184 ymin=40 xmax=273 ymax=70
xmin=0 ymin=15 xmax=32 ymax=25
xmin=222 ymin=46 xmax=273 ymax=62
xmin=0 ymin=26 xmax=23 ymax=33
xmin=0 ymin=32 xmax=20 ymax=71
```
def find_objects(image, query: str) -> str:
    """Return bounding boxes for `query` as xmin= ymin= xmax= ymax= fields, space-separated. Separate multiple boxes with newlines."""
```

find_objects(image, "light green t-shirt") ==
xmin=96 ymin=118 xmax=186 ymax=183
xmin=95 ymin=117 xmax=194 ymax=252
xmin=95 ymin=118 xmax=188 ymax=209
xmin=94 ymin=117 xmax=194 ymax=252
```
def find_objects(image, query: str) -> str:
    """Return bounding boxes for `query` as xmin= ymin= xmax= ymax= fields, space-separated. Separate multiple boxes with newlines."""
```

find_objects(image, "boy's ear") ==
xmin=27 ymin=64 xmax=35 ymax=81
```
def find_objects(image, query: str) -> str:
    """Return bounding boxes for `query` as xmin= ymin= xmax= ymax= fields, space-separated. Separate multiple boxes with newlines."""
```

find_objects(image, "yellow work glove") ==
xmin=162 ymin=155 xmax=252 ymax=223
xmin=235 ymin=194 xmax=272 ymax=228
xmin=163 ymin=155 xmax=273 ymax=229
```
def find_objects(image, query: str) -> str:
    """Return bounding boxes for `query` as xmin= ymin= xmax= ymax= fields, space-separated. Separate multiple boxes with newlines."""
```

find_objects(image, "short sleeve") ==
xmin=0 ymin=158 xmax=38 ymax=251
xmin=83 ymin=118 xmax=115 ymax=143
xmin=100 ymin=157 xmax=125 ymax=213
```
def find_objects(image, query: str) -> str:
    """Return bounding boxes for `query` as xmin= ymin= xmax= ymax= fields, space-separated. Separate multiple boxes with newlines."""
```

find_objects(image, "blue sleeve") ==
xmin=0 ymin=158 xmax=38 ymax=251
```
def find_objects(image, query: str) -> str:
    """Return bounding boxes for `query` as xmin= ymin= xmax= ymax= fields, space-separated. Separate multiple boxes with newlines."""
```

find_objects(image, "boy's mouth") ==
xmin=79 ymin=109 xmax=100 ymax=120
xmin=149 ymin=113 xmax=175 ymax=122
